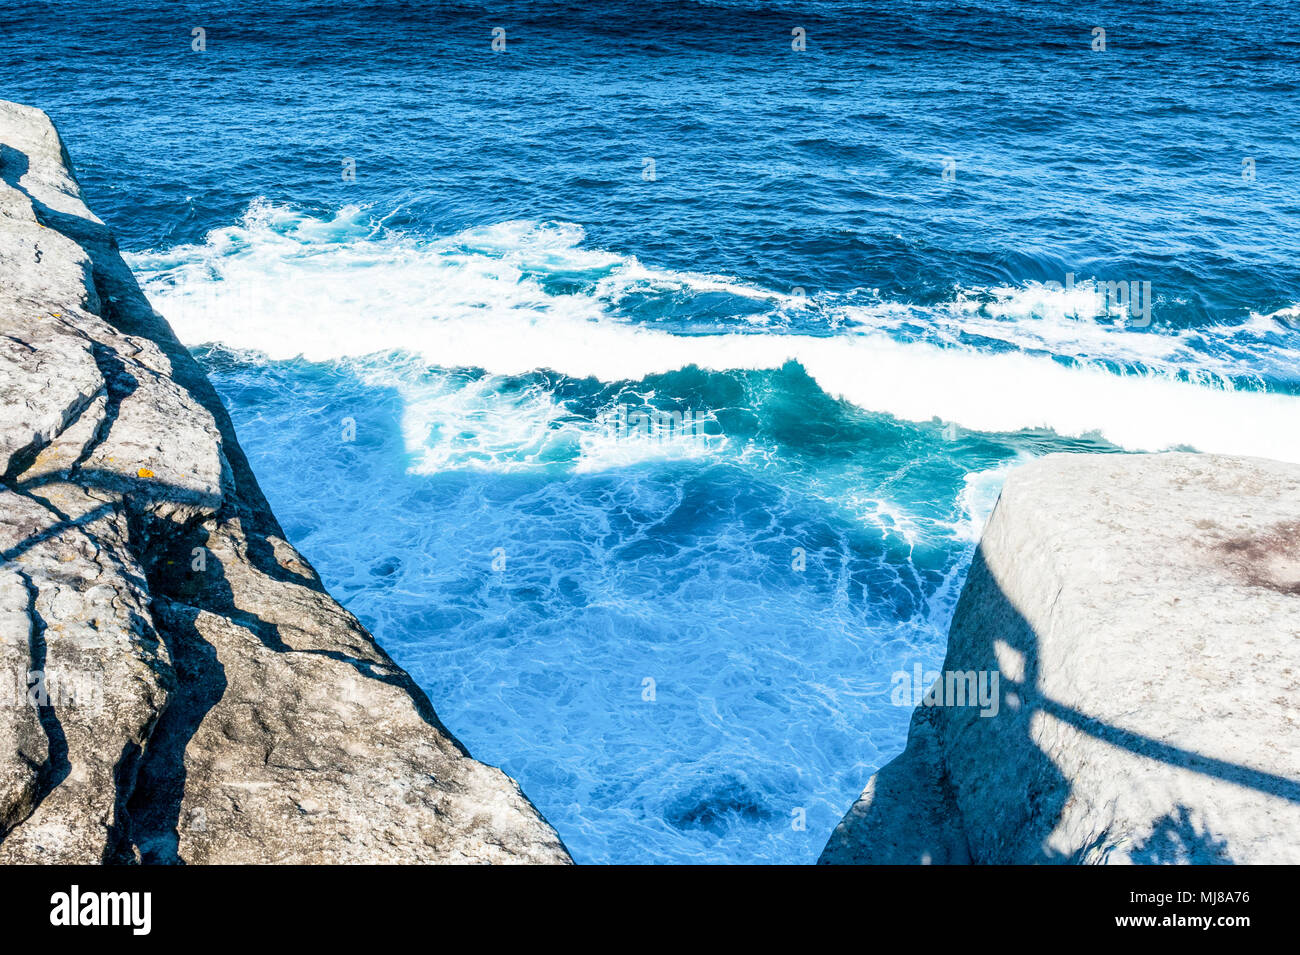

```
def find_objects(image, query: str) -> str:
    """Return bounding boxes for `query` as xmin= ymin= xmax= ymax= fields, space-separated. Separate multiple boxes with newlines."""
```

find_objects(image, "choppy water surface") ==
xmin=6 ymin=1 xmax=1299 ymax=862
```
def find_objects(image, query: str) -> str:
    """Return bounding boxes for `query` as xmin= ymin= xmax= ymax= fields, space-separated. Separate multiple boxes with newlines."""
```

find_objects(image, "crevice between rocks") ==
xmin=0 ymin=568 xmax=70 ymax=844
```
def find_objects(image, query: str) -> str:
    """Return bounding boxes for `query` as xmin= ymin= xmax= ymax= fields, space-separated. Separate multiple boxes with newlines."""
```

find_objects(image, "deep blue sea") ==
xmin=6 ymin=1 xmax=1299 ymax=863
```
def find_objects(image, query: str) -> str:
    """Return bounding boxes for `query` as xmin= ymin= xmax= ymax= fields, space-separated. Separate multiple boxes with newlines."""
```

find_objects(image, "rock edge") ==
xmin=821 ymin=451 xmax=1300 ymax=865
xmin=0 ymin=100 xmax=571 ymax=864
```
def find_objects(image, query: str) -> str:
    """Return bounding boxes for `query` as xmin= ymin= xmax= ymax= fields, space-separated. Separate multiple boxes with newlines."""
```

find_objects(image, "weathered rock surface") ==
xmin=0 ymin=100 xmax=571 ymax=863
xmin=822 ymin=452 xmax=1300 ymax=865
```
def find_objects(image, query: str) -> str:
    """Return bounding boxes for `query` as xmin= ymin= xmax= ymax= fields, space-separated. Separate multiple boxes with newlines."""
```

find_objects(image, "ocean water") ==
xmin=5 ymin=1 xmax=1299 ymax=863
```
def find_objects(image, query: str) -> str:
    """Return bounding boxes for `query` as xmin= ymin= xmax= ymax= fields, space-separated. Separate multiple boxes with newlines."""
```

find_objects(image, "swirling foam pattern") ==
xmin=9 ymin=0 xmax=1299 ymax=862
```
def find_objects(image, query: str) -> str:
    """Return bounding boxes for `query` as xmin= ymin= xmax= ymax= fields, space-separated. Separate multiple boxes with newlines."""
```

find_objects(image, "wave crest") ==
xmin=129 ymin=202 xmax=1300 ymax=463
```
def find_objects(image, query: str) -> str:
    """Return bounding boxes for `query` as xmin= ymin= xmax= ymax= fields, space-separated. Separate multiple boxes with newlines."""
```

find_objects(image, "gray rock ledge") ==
xmin=822 ymin=452 xmax=1300 ymax=865
xmin=0 ymin=100 xmax=571 ymax=864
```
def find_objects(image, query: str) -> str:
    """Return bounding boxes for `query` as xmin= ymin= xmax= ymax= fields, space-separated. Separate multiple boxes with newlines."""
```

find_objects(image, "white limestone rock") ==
xmin=0 ymin=100 xmax=570 ymax=864
xmin=822 ymin=452 xmax=1300 ymax=865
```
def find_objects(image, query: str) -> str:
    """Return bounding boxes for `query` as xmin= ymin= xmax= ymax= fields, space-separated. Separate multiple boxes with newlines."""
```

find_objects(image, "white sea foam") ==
xmin=355 ymin=359 xmax=726 ymax=475
xmin=943 ymin=280 xmax=1173 ymax=361
xmin=129 ymin=202 xmax=1300 ymax=464
xmin=1243 ymin=303 xmax=1300 ymax=336
xmin=955 ymin=459 xmax=1023 ymax=544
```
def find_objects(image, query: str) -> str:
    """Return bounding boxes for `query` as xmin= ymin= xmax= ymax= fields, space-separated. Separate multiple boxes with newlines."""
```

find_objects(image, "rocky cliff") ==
xmin=0 ymin=100 xmax=570 ymax=863
xmin=822 ymin=452 xmax=1300 ymax=865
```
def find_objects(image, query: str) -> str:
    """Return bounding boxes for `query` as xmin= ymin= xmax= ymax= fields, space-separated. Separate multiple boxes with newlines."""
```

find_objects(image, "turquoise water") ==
xmin=6 ymin=0 xmax=1299 ymax=863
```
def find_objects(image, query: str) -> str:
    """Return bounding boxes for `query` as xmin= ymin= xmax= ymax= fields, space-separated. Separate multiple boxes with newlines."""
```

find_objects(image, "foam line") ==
xmin=129 ymin=201 xmax=1300 ymax=463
